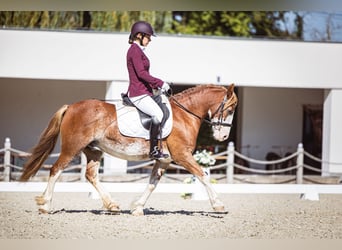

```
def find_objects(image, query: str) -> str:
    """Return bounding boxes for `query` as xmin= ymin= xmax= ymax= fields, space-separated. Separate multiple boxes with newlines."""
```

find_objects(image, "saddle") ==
xmin=116 ymin=93 xmax=173 ymax=139
xmin=121 ymin=93 xmax=170 ymax=130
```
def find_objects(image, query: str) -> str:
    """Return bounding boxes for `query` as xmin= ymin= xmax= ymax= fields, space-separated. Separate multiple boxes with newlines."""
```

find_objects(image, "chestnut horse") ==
xmin=20 ymin=84 xmax=237 ymax=215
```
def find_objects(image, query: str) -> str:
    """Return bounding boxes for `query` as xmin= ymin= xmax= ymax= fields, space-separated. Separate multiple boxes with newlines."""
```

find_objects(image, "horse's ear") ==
xmin=227 ymin=83 xmax=235 ymax=96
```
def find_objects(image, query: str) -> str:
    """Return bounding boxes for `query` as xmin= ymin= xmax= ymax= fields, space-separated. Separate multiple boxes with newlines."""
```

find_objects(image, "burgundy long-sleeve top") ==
xmin=126 ymin=43 xmax=164 ymax=97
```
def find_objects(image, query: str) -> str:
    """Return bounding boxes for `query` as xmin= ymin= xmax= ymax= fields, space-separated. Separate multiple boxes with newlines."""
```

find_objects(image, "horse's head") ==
xmin=209 ymin=84 xmax=238 ymax=142
xmin=170 ymin=83 xmax=237 ymax=142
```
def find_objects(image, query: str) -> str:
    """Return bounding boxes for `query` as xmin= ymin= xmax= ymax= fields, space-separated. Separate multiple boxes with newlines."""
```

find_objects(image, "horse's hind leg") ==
xmin=83 ymin=147 xmax=120 ymax=214
xmin=35 ymin=155 xmax=72 ymax=213
xmin=131 ymin=160 xmax=169 ymax=216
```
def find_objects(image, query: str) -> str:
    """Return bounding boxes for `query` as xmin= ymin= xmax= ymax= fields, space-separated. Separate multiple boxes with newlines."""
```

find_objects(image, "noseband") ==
xmin=208 ymin=95 xmax=234 ymax=128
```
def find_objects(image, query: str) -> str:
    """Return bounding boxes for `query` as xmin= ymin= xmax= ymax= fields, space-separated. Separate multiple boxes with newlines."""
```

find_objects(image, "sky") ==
xmin=302 ymin=11 xmax=342 ymax=42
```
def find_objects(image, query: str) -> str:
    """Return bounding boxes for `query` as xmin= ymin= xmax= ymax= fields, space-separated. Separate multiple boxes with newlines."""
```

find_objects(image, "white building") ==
xmin=0 ymin=29 xmax=341 ymax=174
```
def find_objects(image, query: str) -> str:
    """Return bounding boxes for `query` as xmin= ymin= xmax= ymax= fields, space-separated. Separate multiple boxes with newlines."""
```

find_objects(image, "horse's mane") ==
xmin=172 ymin=84 xmax=224 ymax=101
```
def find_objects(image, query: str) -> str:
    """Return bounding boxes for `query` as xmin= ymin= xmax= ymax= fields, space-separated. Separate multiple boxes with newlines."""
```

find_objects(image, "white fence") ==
xmin=1 ymin=137 xmax=341 ymax=183
xmin=1 ymin=137 xmax=342 ymax=200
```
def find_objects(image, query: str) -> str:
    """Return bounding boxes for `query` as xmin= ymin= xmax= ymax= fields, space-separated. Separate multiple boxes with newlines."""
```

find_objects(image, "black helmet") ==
xmin=130 ymin=21 xmax=155 ymax=38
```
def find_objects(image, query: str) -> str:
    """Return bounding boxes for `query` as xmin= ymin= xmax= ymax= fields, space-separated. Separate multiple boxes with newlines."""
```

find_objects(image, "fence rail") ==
xmin=1 ymin=137 xmax=342 ymax=184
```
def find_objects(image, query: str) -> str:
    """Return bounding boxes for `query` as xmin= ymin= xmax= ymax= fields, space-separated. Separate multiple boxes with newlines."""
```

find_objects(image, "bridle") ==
xmin=210 ymin=95 xmax=235 ymax=128
xmin=170 ymin=93 xmax=235 ymax=128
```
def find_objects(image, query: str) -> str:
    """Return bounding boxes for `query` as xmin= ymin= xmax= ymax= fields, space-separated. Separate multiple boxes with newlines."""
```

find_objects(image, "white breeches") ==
xmin=129 ymin=94 xmax=164 ymax=123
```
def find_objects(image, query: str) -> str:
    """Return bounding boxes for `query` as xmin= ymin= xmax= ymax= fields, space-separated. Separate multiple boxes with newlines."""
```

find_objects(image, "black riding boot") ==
xmin=149 ymin=117 xmax=169 ymax=159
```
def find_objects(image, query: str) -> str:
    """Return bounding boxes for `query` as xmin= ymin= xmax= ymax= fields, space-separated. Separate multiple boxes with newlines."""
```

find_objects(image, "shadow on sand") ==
xmin=50 ymin=207 xmax=228 ymax=218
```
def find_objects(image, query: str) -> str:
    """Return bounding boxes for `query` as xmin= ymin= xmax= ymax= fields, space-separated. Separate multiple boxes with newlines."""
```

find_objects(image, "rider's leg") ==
xmin=129 ymin=95 xmax=168 ymax=159
xmin=149 ymin=116 xmax=169 ymax=159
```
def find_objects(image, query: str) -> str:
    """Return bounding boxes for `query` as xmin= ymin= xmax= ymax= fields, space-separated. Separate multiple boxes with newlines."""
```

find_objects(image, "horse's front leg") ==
xmin=176 ymin=153 xmax=225 ymax=212
xmin=196 ymin=174 xmax=225 ymax=212
xmin=131 ymin=160 xmax=169 ymax=216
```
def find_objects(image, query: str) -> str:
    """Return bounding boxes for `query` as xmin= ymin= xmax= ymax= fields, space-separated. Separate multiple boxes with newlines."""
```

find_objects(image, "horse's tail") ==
xmin=20 ymin=105 xmax=69 ymax=181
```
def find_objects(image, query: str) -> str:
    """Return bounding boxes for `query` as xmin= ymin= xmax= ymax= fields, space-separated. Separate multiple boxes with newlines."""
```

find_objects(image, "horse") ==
xmin=20 ymin=84 xmax=238 ymax=215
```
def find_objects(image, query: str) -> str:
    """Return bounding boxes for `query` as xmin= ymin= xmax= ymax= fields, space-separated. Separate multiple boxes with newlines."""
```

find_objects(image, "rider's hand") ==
xmin=162 ymin=82 xmax=170 ymax=92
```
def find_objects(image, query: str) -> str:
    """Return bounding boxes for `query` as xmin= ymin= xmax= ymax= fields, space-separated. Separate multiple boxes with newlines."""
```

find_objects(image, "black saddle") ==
xmin=121 ymin=93 xmax=170 ymax=130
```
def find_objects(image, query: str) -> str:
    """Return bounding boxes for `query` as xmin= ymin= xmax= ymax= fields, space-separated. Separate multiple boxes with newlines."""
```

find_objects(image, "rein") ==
xmin=169 ymin=94 xmax=233 ymax=128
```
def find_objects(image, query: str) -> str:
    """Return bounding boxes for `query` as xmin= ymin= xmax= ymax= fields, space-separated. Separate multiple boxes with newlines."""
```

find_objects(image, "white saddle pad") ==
xmin=111 ymin=95 xmax=173 ymax=139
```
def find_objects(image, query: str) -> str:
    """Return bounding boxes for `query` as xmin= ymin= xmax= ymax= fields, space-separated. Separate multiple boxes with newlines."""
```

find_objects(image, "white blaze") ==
xmin=212 ymin=112 xmax=234 ymax=141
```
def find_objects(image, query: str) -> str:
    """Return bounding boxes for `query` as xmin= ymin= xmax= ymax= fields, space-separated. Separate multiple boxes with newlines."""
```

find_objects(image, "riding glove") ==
xmin=162 ymin=82 xmax=170 ymax=92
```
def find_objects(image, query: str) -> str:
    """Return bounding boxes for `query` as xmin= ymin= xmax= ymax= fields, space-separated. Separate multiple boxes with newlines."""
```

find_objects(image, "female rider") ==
xmin=126 ymin=21 xmax=170 ymax=159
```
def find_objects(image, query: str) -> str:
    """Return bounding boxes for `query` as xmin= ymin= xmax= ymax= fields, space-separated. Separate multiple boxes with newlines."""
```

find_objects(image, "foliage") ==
xmin=171 ymin=11 xmax=303 ymax=39
xmin=0 ymin=11 xmax=173 ymax=33
xmin=171 ymin=11 xmax=251 ymax=37
xmin=250 ymin=11 xmax=303 ymax=39
xmin=0 ymin=11 xmax=303 ymax=40
xmin=0 ymin=11 xmax=84 ymax=30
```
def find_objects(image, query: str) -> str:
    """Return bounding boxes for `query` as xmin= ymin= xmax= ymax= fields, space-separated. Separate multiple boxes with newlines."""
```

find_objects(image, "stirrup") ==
xmin=149 ymin=147 xmax=169 ymax=159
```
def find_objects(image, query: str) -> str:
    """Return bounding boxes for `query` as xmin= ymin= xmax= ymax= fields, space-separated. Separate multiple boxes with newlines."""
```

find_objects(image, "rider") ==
xmin=126 ymin=20 xmax=170 ymax=160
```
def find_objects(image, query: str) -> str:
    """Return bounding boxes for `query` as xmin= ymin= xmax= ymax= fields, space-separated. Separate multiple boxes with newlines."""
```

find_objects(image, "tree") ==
xmin=0 ymin=11 xmax=84 ymax=30
xmin=171 ymin=11 xmax=303 ymax=40
xmin=0 ymin=11 xmax=173 ymax=33
xmin=250 ymin=11 xmax=303 ymax=40
xmin=171 ymin=11 xmax=251 ymax=37
xmin=1 ymin=11 xmax=304 ymax=40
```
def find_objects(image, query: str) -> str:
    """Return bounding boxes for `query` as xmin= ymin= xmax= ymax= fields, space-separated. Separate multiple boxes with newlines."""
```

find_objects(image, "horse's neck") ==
xmin=176 ymin=89 xmax=223 ymax=119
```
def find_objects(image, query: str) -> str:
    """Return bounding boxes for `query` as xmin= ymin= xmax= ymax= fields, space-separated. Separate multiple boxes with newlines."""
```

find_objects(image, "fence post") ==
xmin=4 ymin=137 xmax=11 ymax=182
xmin=227 ymin=142 xmax=235 ymax=183
xmin=80 ymin=152 xmax=87 ymax=182
xmin=296 ymin=143 xmax=304 ymax=184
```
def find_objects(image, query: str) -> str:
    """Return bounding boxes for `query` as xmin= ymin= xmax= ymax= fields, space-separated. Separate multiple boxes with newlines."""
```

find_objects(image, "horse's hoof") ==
xmin=131 ymin=206 xmax=144 ymax=216
xmin=107 ymin=203 xmax=121 ymax=214
xmin=38 ymin=208 xmax=49 ymax=214
xmin=35 ymin=196 xmax=52 ymax=213
xmin=213 ymin=205 xmax=225 ymax=212
xmin=212 ymin=199 xmax=225 ymax=212
xmin=35 ymin=195 xmax=46 ymax=206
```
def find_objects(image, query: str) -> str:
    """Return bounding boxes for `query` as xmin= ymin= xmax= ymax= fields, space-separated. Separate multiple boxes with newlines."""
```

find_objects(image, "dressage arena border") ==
xmin=2 ymin=138 xmax=342 ymax=184
xmin=2 ymin=138 xmax=342 ymax=201
xmin=1 ymin=182 xmax=342 ymax=201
